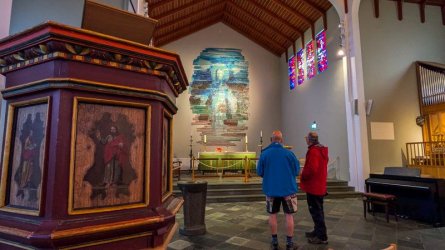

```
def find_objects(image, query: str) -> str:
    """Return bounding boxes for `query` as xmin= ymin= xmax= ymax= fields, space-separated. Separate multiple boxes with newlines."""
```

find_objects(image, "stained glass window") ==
xmin=306 ymin=41 xmax=316 ymax=79
xmin=297 ymin=49 xmax=304 ymax=85
xmin=288 ymin=55 xmax=296 ymax=90
xmin=316 ymin=30 xmax=328 ymax=73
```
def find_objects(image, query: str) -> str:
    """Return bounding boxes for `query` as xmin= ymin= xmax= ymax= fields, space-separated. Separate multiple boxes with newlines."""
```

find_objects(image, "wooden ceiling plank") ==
xmin=149 ymin=0 xmax=175 ymax=11
xmin=374 ymin=0 xmax=380 ymax=18
xmin=299 ymin=0 xmax=324 ymax=15
xmin=155 ymin=14 xmax=223 ymax=44
xmin=151 ymin=0 xmax=207 ymax=19
xmin=246 ymin=0 xmax=304 ymax=38
xmin=227 ymin=1 xmax=294 ymax=43
xmin=156 ymin=1 xmax=225 ymax=30
xmin=153 ymin=8 xmax=224 ymax=38
xmin=300 ymin=0 xmax=328 ymax=29
xmin=301 ymin=0 xmax=328 ymax=30
xmin=420 ymin=0 xmax=426 ymax=23
xmin=156 ymin=18 xmax=221 ymax=46
xmin=397 ymin=0 xmax=403 ymax=20
xmin=273 ymin=0 xmax=317 ymax=42
xmin=222 ymin=19 xmax=282 ymax=56
xmin=224 ymin=12 xmax=287 ymax=51
xmin=273 ymin=0 xmax=312 ymax=25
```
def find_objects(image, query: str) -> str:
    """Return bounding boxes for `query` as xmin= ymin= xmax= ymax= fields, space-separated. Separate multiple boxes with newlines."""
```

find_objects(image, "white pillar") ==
xmin=329 ymin=0 xmax=370 ymax=192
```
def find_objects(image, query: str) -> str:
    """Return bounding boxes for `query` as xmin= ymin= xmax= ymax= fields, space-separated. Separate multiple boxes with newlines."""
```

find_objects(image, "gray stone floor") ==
xmin=168 ymin=198 xmax=445 ymax=250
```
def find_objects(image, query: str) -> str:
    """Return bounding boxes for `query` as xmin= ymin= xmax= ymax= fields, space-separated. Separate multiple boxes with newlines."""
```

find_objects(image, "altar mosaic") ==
xmin=189 ymin=48 xmax=249 ymax=147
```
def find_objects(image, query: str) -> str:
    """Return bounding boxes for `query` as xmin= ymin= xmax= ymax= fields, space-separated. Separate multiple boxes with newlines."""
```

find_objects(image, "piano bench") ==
xmin=362 ymin=192 xmax=397 ymax=223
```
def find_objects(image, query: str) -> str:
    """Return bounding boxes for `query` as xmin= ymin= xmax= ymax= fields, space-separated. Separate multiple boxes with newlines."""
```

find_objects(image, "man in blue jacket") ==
xmin=257 ymin=130 xmax=300 ymax=250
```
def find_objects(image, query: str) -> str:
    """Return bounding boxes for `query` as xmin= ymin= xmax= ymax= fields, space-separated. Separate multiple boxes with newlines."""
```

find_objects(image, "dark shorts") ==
xmin=266 ymin=193 xmax=298 ymax=214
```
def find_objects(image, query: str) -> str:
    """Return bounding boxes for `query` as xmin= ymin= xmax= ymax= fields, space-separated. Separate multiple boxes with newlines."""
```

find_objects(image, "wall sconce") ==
xmin=416 ymin=115 xmax=425 ymax=126
xmin=337 ymin=21 xmax=346 ymax=57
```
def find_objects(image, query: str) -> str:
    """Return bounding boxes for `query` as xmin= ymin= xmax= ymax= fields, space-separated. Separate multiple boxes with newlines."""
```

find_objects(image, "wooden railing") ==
xmin=191 ymin=156 xmax=258 ymax=182
xmin=406 ymin=141 xmax=445 ymax=178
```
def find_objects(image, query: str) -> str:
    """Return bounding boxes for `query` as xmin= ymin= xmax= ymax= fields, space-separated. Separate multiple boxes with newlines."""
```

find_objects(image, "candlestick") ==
xmin=245 ymin=135 xmax=248 ymax=144
xmin=189 ymin=135 xmax=193 ymax=173
xmin=204 ymin=134 xmax=207 ymax=143
xmin=260 ymin=130 xmax=263 ymax=137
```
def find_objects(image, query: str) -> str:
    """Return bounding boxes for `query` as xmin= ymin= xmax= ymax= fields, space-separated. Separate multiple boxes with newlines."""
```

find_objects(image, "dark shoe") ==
xmin=270 ymin=242 xmax=279 ymax=250
xmin=307 ymin=236 xmax=328 ymax=245
xmin=286 ymin=243 xmax=300 ymax=250
xmin=305 ymin=231 xmax=316 ymax=238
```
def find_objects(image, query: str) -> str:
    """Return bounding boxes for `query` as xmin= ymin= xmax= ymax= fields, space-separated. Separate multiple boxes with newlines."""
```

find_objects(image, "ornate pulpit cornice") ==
xmin=0 ymin=21 xmax=188 ymax=96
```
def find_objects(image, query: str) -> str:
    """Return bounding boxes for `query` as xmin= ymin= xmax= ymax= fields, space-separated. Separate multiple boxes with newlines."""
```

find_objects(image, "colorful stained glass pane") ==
xmin=288 ymin=55 xmax=296 ymax=90
xmin=316 ymin=30 xmax=328 ymax=73
xmin=297 ymin=49 xmax=304 ymax=85
xmin=306 ymin=41 xmax=315 ymax=79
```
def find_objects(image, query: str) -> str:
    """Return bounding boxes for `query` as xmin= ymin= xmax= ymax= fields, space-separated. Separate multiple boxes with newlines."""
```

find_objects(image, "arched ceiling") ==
xmin=146 ymin=0 xmax=445 ymax=56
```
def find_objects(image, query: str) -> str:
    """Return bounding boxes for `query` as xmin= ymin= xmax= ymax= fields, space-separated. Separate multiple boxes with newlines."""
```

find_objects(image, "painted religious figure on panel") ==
xmin=72 ymin=101 xmax=147 ymax=210
xmin=8 ymin=103 xmax=47 ymax=211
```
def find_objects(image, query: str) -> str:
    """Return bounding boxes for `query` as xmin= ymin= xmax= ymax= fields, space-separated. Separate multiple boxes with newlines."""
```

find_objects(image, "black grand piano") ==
xmin=365 ymin=167 xmax=445 ymax=226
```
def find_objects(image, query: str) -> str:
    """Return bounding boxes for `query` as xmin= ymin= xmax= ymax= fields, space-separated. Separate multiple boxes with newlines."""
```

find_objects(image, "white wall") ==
xmin=359 ymin=1 xmax=445 ymax=172
xmin=162 ymin=23 xmax=282 ymax=159
xmin=280 ymin=7 xmax=349 ymax=180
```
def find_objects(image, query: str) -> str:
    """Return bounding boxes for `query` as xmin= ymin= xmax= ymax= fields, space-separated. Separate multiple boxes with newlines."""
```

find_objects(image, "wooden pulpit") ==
xmin=0 ymin=21 xmax=187 ymax=249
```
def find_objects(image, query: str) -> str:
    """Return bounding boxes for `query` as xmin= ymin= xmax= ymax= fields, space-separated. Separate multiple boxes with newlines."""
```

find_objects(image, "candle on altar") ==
xmin=260 ymin=130 xmax=263 ymax=137
xmin=204 ymin=135 xmax=207 ymax=143
xmin=245 ymin=135 xmax=248 ymax=143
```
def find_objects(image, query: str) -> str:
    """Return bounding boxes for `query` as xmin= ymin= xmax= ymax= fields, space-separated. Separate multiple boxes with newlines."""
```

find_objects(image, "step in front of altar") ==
xmin=173 ymin=180 xmax=361 ymax=203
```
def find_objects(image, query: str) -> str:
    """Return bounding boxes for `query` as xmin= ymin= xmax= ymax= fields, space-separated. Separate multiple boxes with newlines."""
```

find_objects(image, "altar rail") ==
xmin=191 ymin=157 xmax=259 ymax=182
xmin=406 ymin=141 xmax=445 ymax=178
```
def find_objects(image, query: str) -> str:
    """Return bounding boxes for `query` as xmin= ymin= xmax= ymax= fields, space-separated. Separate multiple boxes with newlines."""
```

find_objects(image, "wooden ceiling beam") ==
xmin=155 ymin=1 xmax=225 ymax=30
xmin=397 ymin=0 xmax=403 ymax=20
xmin=148 ymin=0 xmax=175 ymax=10
xmin=224 ymin=12 xmax=289 ymax=51
xmin=299 ymin=0 xmax=323 ymax=15
xmin=344 ymin=0 xmax=348 ymax=14
xmin=374 ymin=0 xmax=380 ymax=18
xmin=299 ymin=0 xmax=327 ymax=30
xmin=245 ymin=0 xmax=304 ymax=47
xmin=222 ymin=19 xmax=282 ymax=56
xmin=150 ymin=0 xmax=206 ymax=19
xmin=155 ymin=14 xmax=223 ymax=45
xmin=442 ymin=5 xmax=445 ymax=25
xmin=420 ymin=0 xmax=426 ymax=23
xmin=273 ymin=0 xmax=315 ymax=39
xmin=273 ymin=0 xmax=312 ymax=25
xmin=227 ymin=1 xmax=294 ymax=43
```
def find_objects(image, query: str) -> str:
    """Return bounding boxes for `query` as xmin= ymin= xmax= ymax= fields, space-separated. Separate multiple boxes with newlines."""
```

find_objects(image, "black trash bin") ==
xmin=177 ymin=180 xmax=207 ymax=236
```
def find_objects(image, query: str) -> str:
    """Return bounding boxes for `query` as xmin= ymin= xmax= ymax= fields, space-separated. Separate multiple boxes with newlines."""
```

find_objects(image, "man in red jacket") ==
xmin=300 ymin=131 xmax=328 ymax=244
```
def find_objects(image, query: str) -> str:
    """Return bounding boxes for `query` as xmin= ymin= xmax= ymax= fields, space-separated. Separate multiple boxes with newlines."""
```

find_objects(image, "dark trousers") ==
xmin=307 ymin=193 xmax=327 ymax=240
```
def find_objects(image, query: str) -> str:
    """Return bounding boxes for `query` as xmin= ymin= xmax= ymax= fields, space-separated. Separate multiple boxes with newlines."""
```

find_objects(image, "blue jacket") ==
xmin=256 ymin=142 xmax=300 ymax=197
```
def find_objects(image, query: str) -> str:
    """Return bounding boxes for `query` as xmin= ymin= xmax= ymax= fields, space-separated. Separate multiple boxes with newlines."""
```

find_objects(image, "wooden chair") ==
xmin=172 ymin=160 xmax=182 ymax=181
xmin=362 ymin=192 xmax=397 ymax=223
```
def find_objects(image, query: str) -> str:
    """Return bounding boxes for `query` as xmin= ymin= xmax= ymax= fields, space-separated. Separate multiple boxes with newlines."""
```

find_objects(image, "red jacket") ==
xmin=300 ymin=144 xmax=328 ymax=196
